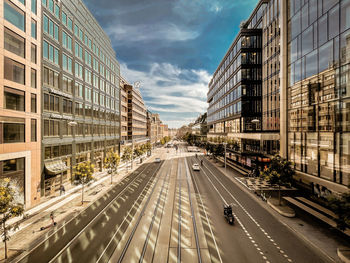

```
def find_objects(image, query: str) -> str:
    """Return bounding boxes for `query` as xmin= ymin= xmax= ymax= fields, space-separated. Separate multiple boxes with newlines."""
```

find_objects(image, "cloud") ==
xmin=107 ymin=23 xmax=199 ymax=43
xmin=120 ymin=63 xmax=210 ymax=128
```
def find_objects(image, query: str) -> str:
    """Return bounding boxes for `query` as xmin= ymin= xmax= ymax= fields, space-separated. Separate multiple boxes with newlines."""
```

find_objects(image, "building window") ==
xmin=31 ymin=43 xmax=36 ymax=63
xmin=31 ymin=93 xmax=37 ymax=113
xmin=54 ymin=4 xmax=60 ymax=18
xmin=62 ymin=76 xmax=73 ymax=93
xmin=48 ymin=0 xmax=54 ymax=12
xmin=4 ymin=57 xmax=25 ymax=85
xmin=31 ymin=0 xmax=37 ymax=14
xmin=4 ymin=0 xmax=25 ymax=31
xmin=63 ymin=99 xmax=72 ymax=114
xmin=68 ymin=18 xmax=72 ymax=31
xmin=31 ymin=119 xmax=37 ymax=141
xmin=4 ymin=28 xmax=25 ymax=58
xmin=4 ymin=87 xmax=25 ymax=111
xmin=43 ymin=67 xmax=59 ymax=88
xmin=43 ymin=119 xmax=59 ymax=137
xmin=31 ymin=68 xmax=37 ymax=89
xmin=3 ymin=121 xmax=25 ymax=143
xmin=43 ymin=93 xmax=59 ymax=112
xmin=31 ymin=19 xmax=37 ymax=39
xmin=62 ymin=54 xmax=72 ymax=73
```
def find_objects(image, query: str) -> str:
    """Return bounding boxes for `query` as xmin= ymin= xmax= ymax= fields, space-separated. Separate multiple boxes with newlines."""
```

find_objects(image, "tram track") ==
xmin=17 ymin=161 xmax=162 ymax=263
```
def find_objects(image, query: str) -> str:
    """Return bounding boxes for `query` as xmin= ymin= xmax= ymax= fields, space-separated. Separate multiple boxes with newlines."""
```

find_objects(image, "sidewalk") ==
xmin=205 ymin=155 xmax=350 ymax=263
xmin=0 ymin=152 xmax=159 ymax=262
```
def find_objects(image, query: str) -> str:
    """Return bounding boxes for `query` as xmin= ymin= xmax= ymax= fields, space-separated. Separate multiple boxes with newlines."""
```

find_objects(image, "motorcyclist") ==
xmin=200 ymin=159 xmax=203 ymax=166
xmin=195 ymin=153 xmax=198 ymax=158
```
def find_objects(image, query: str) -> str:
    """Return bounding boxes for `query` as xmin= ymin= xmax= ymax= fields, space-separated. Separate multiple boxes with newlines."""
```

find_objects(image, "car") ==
xmin=192 ymin=163 xmax=200 ymax=171
xmin=155 ymin=158 xmax=161 ymax=163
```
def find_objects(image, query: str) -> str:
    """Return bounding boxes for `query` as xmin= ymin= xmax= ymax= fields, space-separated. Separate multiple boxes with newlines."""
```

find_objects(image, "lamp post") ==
xmin=223 ymin=142 xmax=227 ymax=175
xmin=131 ymin=139 xmax=134 ymax=169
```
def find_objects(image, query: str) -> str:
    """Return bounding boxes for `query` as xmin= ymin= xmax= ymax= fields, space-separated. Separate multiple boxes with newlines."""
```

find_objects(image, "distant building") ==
xmin=120 ymin=79 xmax=148 ymax=151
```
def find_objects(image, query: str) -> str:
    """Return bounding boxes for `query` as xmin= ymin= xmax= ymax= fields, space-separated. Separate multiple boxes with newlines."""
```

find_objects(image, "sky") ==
xmin=84 ymin=0 xmax=258 ymax=128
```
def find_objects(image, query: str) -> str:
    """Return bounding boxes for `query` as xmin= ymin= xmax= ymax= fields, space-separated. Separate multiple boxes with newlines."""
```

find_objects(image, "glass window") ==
xmin=341 ymin=0 xmax=350 ymax=32
xmin=43 ymin=15 xmax=48 ymax=33
xmin=62 ymin=11 xmax=67 ymax=25
xmin=329 ymin=4 xmax=339 ymax=40
xmin=31 ymin=93 xmax=36 ymax=113
xmin=318 ymin=14 xmax=328 ymax=46
xmin=31 ymin=119 xmax=37 ymax=142
xmin=4 ymin=87 xmax=25 ymax=111
xmin=54 ymin=48 xmax=59 ymax=65
xmin=318 ymin=40 xmax=333 ymax=73
xmin=31 ymin=19 xmax=37 ymax=39
xmin=3 ymin=122 xmax=25 ymax=143
xmin=31 ymin=68 xmax=37 ymax=89
xmin=4 ymin=57 xmax=25 ymax=84
xmin=31 ymin=0 xmax=37 ymax=14
xmin=54 ymin=24 xmax=59 ymax=41
xmin=55 ymin=4 xmax=59 ymax=18
xmin=302 ymin=26 xmax=313 ymax=56
xmin=305 ymin=49 xmax=318 ymax=78
xmin=68 ymin=18 xmax=72 ymax=31
xmin=309 ymin=0 xmax=318 ymax=25
xmin=31 ymin=43 xmax=37 ymax=63
xmin=48 ymin=0 xmax=54 ymax=12
xmin=4 ymin=28 xmax=25 ymax=58
xmin=4 ymin=0 xmax=25 ymax=31
xmin=301 ymin=3 xmax=308 ymax=31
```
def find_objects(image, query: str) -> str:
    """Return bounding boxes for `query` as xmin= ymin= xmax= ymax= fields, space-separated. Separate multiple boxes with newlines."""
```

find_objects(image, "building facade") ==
xmin=284 ymin=0 xmax=350 ymax=194
xmin=120 ymin=80 xmax=148 ymax=151
xmin=207 ymin=1 xmax=269 ymax=169
xmin=0 ymin=0 xmax=41 ymax=208
xmin=41 ymin=0 xmax=120 ymax=196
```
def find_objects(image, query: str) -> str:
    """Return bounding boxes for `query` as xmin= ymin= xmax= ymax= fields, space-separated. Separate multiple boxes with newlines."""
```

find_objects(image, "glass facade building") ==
xmin=287 ymin=0 xmax=350 ymax=194
xmin=41 ymin=0 xmax=120 ymax=196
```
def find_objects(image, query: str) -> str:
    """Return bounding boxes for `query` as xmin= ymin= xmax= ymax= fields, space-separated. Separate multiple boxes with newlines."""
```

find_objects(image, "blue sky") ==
xmin=84 ymin=0 xmax=258 ymax=128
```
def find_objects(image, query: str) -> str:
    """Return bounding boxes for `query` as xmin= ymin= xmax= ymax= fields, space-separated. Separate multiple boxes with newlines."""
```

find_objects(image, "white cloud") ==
xmin=107 ymin=23 xmax=199 ymax=43
xmin=120 ymin=63 xmax=210 ymax=128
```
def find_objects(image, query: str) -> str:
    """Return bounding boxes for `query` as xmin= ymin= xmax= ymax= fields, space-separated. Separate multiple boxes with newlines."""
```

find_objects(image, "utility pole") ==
xmin=223 ymin=142 xmax=227 ymax=175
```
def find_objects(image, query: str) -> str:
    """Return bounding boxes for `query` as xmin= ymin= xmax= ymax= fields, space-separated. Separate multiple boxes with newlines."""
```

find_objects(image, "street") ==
xmin=17 ymin=146 xmax=332 ymax=263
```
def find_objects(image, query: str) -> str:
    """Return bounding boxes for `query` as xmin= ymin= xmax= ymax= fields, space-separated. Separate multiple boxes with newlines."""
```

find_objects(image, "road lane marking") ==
xmin=202 ymin=160 xmax=293 ymax=263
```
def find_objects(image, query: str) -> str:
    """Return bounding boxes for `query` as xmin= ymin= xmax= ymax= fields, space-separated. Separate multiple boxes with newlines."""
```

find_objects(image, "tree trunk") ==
xmin=81 ymin=182 xmax=84 ymax=205
xmin=3 ymin=220 xmax=7 ymax=259
xmin=278 ymin=184 xmax=281 ymax=206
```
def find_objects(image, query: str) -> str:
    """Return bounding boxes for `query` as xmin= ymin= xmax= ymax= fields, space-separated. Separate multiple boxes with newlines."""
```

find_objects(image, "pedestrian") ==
xmin=59 ymin=184 xmax=65 ymax=195
xmin=50 ymin=212 xmax=57 ymax=226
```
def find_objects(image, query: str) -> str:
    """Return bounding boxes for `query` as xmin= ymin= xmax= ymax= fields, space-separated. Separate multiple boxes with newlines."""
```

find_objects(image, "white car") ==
xmin=192 ymin=163 xmax=200 ymax=171
xmin=155 ymin=158 xmax=161 ymax=163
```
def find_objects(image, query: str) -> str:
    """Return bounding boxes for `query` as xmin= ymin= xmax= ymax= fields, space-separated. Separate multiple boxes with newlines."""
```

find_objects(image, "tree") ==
xmin=260 ymin=155 xmax=295 ymax=205
xmin=144 ymin=142 xmax=152 ymax=155
xmin=73 ymin=161 xmax=95 ymax=205
xmin=122 ymin=146 xmax=133 ymax=170
xmin=0 ymin=179 xmax=24 ymax=259
xmin=104 ymin=150 xmax=120 ymax=184
xmin=133 ymin=145 xmax=144 ymax=163
xmin=327 ymin=192 xmax=350 ymax=231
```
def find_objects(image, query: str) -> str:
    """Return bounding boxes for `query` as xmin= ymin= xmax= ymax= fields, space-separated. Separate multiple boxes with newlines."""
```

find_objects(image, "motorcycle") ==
xmin=223 ymin=204 xmax=234 ymax=225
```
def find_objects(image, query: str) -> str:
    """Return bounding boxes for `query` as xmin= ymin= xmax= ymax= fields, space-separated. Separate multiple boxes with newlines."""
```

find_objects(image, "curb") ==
xmin=267 ymin=199 xmax=295 ymax=218
xmin=338 ymin=248 xmax=350 ymax=263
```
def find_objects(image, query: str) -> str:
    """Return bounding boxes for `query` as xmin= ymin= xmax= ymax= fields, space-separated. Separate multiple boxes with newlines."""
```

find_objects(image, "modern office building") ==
xmin=207 ymin=0 xmax=269 ymax=168
xmin=0 ymin=0 xmax=41 ymax=208
xmin=120 ymin=77 xmax=128 ymax=143
xmin=120 ymin=79 xmax=148 ymax=151
xmin=283 ymin=0 xmax=350 ymax=195
xmin=41 ymin=0 xmax=120 ymax=196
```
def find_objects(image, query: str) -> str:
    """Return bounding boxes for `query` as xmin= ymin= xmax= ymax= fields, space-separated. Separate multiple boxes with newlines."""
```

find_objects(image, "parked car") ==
xmin=155 ymin=158 xmax=161 ymax=163
xmin=192 ymin=163 xmax=200 ymax=171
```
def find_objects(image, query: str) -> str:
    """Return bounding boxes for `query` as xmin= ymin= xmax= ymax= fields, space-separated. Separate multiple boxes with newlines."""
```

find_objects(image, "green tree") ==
xmin=122 ymin=146 xmax=133 ymax=170
xmin=327 ymin=192 xmax=350 ymax=231
xmin=73 ymin=161 xmax=95 ymax=205
xmin=260 ymin=155 xmax=295 ymax=205
xmin=134 ymin=145 xmax=144 ymax=163
xmin=0 ymin=179 xmax=24 ymax=259
xmin=104 ymin=150 xmax=120 ymax=184
xmin=144 ymin=142 xmax=152 ymax=155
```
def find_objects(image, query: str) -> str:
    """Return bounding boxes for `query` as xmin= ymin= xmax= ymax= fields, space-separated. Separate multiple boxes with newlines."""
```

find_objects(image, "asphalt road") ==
xmin=17 ymin=161 xmax=162 ymax=263
xmin=16 ymin=144 xmax=334 ymax=263
xmin=186 ymin=155 xmax=331 ymax=263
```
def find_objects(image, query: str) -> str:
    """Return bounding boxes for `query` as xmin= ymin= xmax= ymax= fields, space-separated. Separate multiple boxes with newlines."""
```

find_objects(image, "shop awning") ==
xmin=45 ymin=160 xmax=69 ymax=175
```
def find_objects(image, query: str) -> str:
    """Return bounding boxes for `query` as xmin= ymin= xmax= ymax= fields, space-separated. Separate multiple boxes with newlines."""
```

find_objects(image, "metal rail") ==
xmin=139 ymin=160 xmax=172 ymax=263
xmin=177 ymin=161 xmax=182 ymax=263
xmin=46 ymin=162 xmax=158 ymax=263
xmin=116 ymin=161 xmax=165 ymax=263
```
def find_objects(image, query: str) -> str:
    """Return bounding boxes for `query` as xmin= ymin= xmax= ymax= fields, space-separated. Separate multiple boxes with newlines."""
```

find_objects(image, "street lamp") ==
xmin=223 ymin=142 xmax=227 ymax=175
